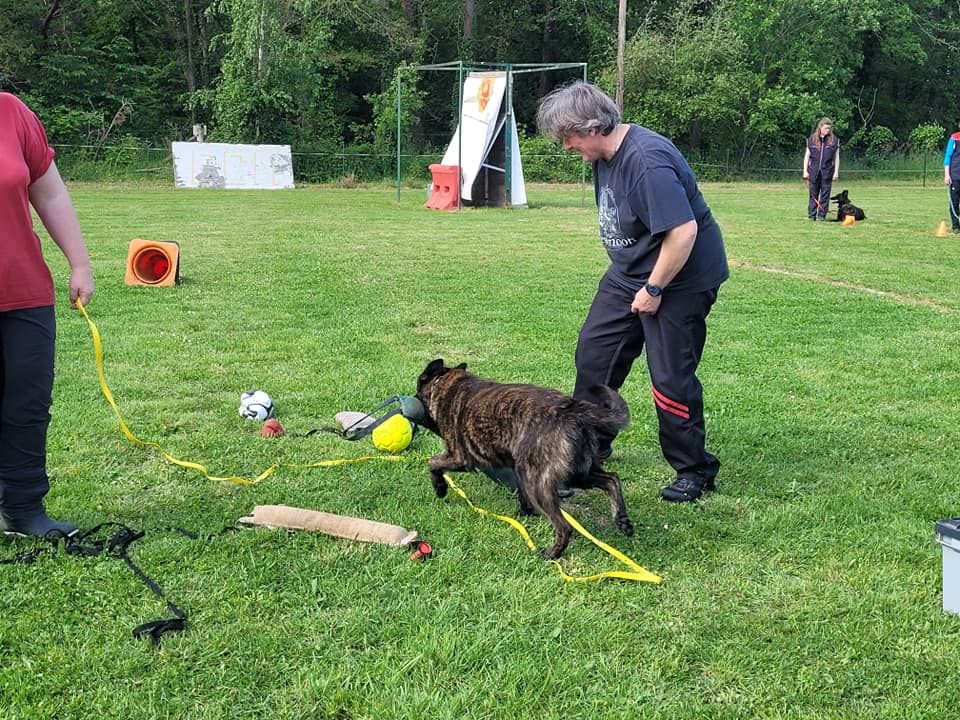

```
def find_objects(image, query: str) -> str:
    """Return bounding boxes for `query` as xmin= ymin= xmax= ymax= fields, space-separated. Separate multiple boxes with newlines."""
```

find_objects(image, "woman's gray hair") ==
xmin=536 ymin=81 xmax=621 ymax=143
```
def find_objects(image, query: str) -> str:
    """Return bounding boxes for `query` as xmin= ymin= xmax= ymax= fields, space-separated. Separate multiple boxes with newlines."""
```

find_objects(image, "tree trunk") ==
xmin=402 ymin=0 xmax=416 ymax=29
xmin=615 ymin=0 xmax=626 ymax=111
xmin=463 ymin=0 xmax=475 ymax=42
xmin=183 ymin=0 xmax=197 ymax=94
xmin=197 ymin=0 xmax=212 ymax=88
xmin=539 ymin=0 xmax=554 ymax=99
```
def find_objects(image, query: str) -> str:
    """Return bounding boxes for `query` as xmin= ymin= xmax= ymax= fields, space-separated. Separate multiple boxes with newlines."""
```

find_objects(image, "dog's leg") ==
xmin=517 ymin=462 xmax=573 ymax=559
xmin=427 ymin=452 xmax=467 ymax=498
xmin=586 ymin=465 xmax=634 ymax=537
xmin=516 ymin=483 xmax=535 ymax=516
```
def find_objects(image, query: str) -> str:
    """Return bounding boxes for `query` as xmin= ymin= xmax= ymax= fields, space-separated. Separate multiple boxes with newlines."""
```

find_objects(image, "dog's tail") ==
xmin=580 ymin=384 xmax=630 ymax=432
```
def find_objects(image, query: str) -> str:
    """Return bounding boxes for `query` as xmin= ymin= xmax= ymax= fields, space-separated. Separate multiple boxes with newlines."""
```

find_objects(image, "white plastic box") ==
xmin=935 ymin=518 xmax=960 ymax=616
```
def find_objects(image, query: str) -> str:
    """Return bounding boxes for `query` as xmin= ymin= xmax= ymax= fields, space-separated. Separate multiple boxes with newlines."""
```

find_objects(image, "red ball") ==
xmin=260 ymin=418 xmax=285 ymax=438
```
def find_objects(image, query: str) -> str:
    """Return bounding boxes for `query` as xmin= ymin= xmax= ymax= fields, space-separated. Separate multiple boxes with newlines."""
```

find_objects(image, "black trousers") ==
xmin=0 ymin=306 xmax=55 ymax=494
xmin=950 ymin=182 xmax=960 ymax=230
xmin=808 ymin=173 xmax=832 ymax=219
xmin=573 ymin=271 xmax=720 ymax=482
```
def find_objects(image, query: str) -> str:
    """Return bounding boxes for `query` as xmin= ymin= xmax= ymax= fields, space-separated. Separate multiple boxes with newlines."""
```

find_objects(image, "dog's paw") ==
xmin=539 ymin=546 xmax=562 ymax=560
xmin=431 ymin=475 xmax=449 ymax=498
xmin=617 ymin=514 xmax=634 ymax=537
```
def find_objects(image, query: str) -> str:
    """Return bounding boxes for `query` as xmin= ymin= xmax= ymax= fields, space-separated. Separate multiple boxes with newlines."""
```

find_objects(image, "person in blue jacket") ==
xmin=802 ymin=118 xmax=840 ymax=220
xmin=944 ymin=125 xmax=960 ymax=233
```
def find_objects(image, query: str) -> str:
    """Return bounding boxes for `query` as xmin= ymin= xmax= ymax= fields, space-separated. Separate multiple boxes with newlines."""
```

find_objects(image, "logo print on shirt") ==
xmin=598 ymin=186 xmax=637 ymax=249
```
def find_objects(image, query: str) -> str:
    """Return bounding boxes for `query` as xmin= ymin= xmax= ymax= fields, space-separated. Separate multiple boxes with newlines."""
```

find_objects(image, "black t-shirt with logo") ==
xmin=593 ymin=125 xmax=728 ymax=293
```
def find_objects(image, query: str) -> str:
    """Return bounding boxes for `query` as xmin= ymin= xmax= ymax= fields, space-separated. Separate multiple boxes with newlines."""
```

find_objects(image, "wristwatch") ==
xmin=644 ymin=283 xmax=663 ymax=297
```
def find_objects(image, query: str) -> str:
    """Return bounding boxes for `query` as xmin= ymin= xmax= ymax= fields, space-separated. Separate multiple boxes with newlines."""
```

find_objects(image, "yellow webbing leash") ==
xmin=444 ymin=474 xmax=661 ymax=584
xmin=76 ymin=301 xmax=402 ymax=485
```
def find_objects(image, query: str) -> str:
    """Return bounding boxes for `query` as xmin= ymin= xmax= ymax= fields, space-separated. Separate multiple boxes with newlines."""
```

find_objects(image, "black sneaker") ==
xmin=660 ymin=475 xmax=716 ymax=503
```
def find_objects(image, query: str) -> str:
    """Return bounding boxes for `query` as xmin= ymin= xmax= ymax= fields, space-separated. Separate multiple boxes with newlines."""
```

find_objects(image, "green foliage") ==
xmin=910 ymin=122 xmax=946 ymax=154
xmin=519 ymin=132 xmax=585 ymax=183
xmin=864 ymin=125 xmax=898 ymax=162
xmin=206 ymin=0 xmax=337 ymax=144
xmin=2 ymin=0 xmax=959 ymax=167
xmin=368 ymin=65 xmax=427 ymax=153
xmin=615 ymin=0 xmax=956 ymax=163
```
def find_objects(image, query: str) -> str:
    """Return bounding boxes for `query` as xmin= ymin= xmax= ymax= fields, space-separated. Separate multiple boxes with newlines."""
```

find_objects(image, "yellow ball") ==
xmin=371 ymin=414 xmax=414 ymax=453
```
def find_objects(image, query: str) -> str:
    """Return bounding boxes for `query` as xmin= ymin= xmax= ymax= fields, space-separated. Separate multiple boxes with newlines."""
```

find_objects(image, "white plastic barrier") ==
xmin=172 ymin=142 xmax=294 ymax=189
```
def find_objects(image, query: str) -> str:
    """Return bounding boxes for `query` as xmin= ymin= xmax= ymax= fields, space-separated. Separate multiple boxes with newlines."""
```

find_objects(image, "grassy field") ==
xmin=2 ymin=180 xmax=959 ymax=719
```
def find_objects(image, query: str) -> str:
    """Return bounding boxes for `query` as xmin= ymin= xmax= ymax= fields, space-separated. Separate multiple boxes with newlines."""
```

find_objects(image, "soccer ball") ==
xmin=371 ymin=414 xmax=414 ymax=453
xmin=239 ymin=390 xmax=274 ymax=421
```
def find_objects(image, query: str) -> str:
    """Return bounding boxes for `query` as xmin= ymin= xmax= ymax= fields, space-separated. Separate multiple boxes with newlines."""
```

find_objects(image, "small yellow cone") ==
xmin=935 ymin=220 xmax=950 ymax=237
xmin=842 ymin=215 xmax=856 ymax=226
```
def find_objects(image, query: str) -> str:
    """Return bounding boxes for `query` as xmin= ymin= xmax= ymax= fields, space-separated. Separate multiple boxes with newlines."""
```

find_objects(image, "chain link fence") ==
xmin=52 ymin=143 xmax=946 ymax=187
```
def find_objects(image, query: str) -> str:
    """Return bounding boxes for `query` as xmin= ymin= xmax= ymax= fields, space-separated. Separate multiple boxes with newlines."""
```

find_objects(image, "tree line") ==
xmin=1 ymin=0 xmax=957 ymax=179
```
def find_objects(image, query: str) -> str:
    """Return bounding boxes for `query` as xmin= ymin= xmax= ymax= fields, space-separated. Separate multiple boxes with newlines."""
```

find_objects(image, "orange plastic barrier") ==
xmin=125 ymin=239 xmax=181 ymax=286
xmin=424 ymin=164 xmax=460 ymax=210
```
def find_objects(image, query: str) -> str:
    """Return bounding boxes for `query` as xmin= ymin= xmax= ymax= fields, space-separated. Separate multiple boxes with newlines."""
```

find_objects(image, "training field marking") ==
xmin=730 ymin=260 xmax=954 ymax=314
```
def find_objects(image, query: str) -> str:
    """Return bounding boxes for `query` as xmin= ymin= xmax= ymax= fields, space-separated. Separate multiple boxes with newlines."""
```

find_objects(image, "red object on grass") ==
xmin=261 ymin=418 xmax=285 ymax=438
xmin=409 ymin=541 xmax=433 ymax=561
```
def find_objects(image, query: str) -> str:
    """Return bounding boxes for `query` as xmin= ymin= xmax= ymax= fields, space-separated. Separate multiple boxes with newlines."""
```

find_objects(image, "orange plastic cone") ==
xmin=935 ymin=221 xmax=950 ymax=238
xmin=125 ymin=239 xmax=181 ymax=286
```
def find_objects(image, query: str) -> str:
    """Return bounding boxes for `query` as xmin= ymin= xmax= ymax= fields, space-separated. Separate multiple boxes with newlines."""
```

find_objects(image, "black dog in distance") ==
xmin=830 ymin=189 xmax=866 ymax=222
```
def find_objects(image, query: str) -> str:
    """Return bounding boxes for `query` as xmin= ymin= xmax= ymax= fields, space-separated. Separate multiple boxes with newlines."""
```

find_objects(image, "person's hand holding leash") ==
xmin=69 ymin=264 xmax=95 ymax=309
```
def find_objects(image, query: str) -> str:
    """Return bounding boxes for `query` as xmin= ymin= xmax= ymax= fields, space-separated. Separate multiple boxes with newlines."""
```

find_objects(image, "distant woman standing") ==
xmin=802 ymin=117 xmax=840 ymax=220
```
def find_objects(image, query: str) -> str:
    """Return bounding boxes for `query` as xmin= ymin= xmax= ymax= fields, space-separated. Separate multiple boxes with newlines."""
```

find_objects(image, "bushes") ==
xmin=518 ymin=133 xmax=586 ymax=183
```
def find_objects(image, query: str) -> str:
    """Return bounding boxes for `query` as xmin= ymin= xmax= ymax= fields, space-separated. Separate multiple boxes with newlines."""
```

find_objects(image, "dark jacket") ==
xmin=806 ymin=137 xmax=839 ymax=178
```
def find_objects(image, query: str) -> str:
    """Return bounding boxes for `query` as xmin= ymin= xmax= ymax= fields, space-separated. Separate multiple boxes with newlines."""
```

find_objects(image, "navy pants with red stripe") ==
xmin=573 ymin=271 xmax=720 ymax=483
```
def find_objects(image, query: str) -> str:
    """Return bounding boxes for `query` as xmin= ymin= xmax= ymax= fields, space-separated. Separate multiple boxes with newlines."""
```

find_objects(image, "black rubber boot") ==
xmin=0 ymin=477 xmax=77 ymax=538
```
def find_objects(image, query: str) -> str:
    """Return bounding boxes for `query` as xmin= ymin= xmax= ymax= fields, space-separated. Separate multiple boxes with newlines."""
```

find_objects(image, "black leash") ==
xmin=1 ymin=523 xmax=216 ymax=647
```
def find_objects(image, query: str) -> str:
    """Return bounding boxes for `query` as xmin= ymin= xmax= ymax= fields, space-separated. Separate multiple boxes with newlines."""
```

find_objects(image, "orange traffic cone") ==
xmin=841 ymin=215 xmax=856 ymax=226
xmin=934 ymin=221 xmax=950 ymax=238
xmin=125 ymin=239 xmax=181 ymax=286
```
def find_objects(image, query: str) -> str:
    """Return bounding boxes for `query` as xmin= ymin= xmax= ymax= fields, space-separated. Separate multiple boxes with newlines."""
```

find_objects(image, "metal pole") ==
xmin=395 ymin=66 xmax=402 ymax=203
xmin=457 ymin=61 xmax=463 ymax=210
xmin=505 ymin=65 xmax=513 ymax=207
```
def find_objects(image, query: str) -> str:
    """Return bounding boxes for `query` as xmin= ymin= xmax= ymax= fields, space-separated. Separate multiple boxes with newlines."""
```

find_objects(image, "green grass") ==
xmin=2 ymin=180 xmax=960 ymax=719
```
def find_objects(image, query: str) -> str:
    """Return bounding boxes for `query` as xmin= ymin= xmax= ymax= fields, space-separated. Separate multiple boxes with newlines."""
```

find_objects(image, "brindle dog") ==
xmin=416 ymin=358 xmax=634 ymax=559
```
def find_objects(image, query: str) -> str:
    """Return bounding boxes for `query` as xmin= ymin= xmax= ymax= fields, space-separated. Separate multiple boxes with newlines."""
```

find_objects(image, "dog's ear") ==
xmin=418 ymin=359 xmax=446 ymax=393
xmin=455 ymin=362 xmax=467 ymax=370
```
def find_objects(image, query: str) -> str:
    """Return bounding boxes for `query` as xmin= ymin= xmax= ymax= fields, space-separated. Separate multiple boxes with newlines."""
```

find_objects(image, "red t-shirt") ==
xmin=0 ymin=93 xmax=57 ymax=311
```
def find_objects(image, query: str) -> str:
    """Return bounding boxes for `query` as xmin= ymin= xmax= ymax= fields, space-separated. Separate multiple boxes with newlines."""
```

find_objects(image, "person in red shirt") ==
xmin=0 ymin=93 xmax=94 ymax=537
